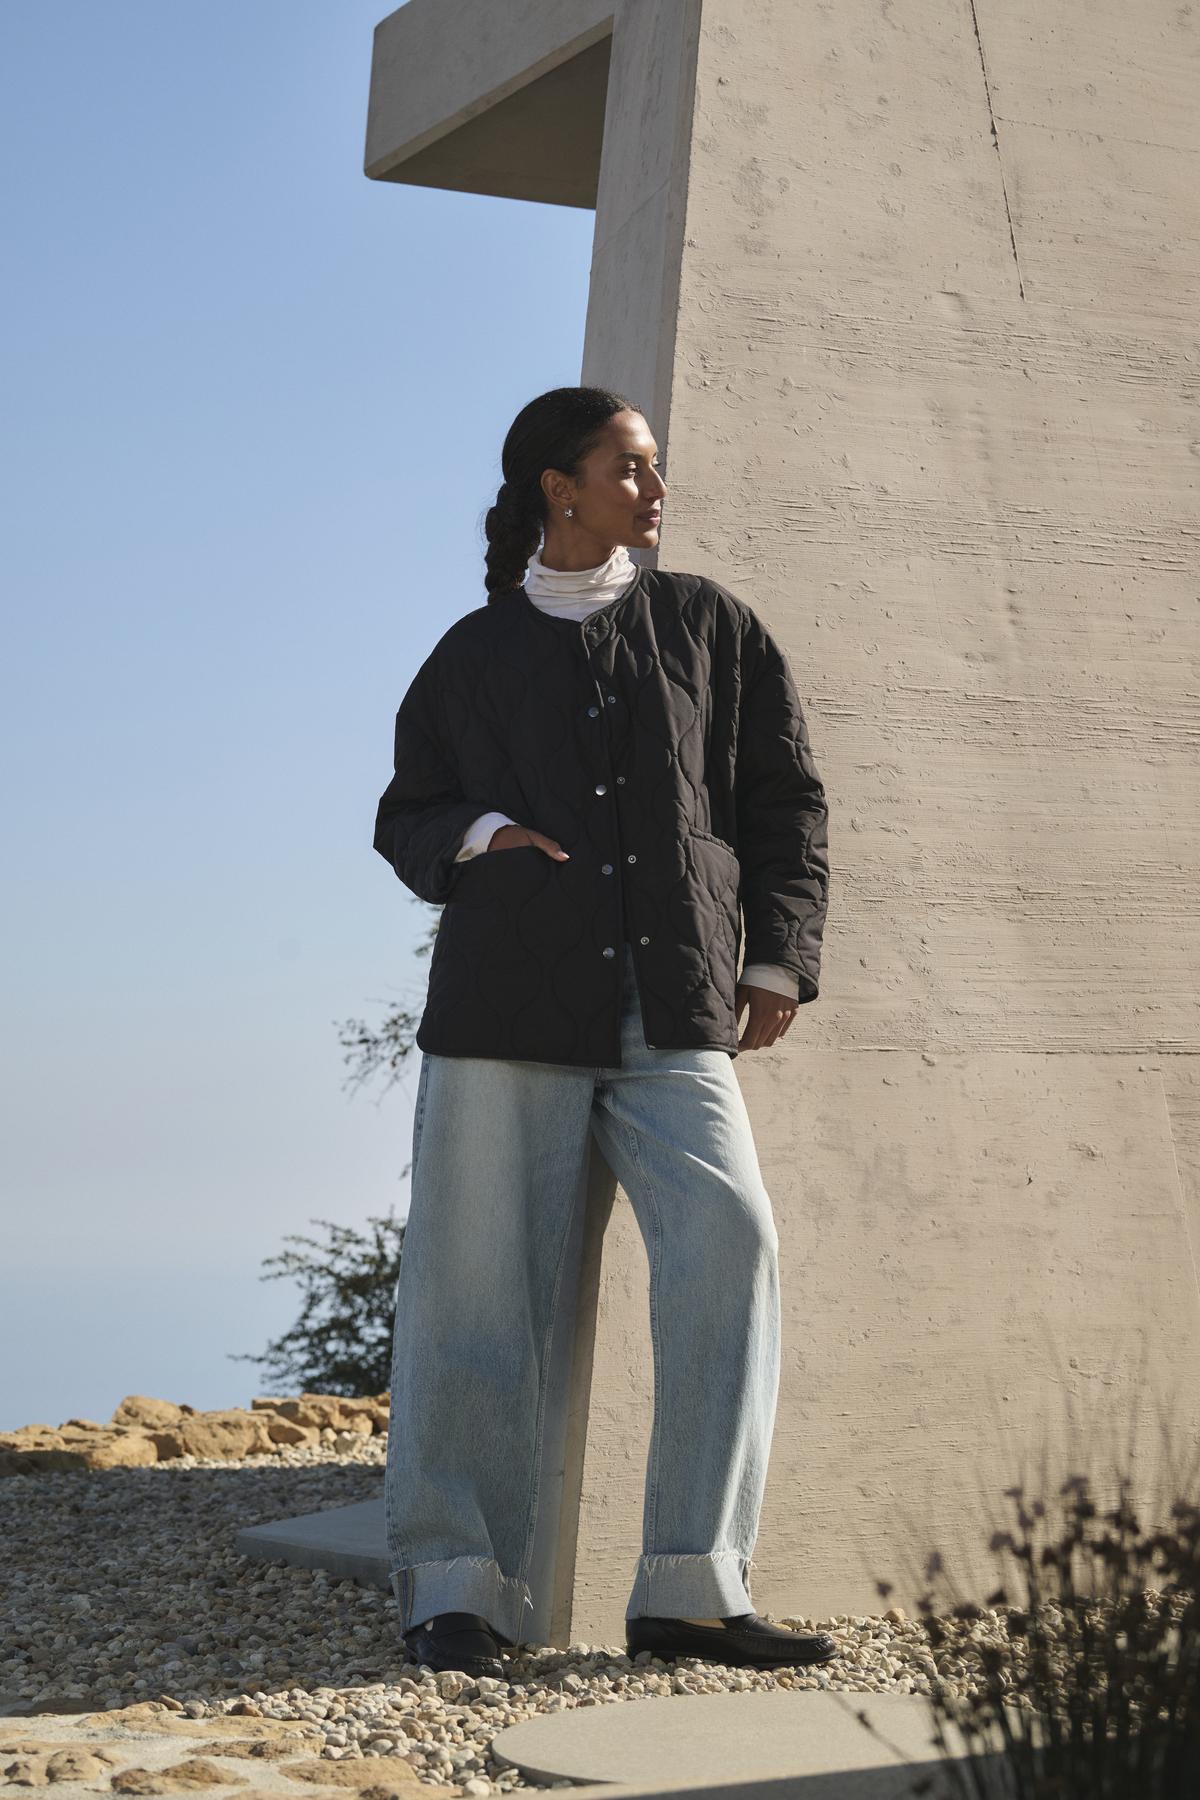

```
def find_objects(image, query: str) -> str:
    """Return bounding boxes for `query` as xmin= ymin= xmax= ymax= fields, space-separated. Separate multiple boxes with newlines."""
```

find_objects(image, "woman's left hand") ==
xmin=734 ymin=983 xmax=798 ymax=1050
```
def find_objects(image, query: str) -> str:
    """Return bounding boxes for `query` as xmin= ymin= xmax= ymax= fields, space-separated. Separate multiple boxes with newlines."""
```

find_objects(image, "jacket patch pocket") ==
xmin=449 ymin=845 xmax=553 ymax=905
xmin=685 ymin=831 xmax=742 ymax=992
xmin=688 ymin=827 xmax=739 ymax=869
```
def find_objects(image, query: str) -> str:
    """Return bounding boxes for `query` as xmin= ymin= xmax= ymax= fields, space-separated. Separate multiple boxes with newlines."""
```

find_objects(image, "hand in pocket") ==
xmin=487 ymin=824 xmax=570 ymax=861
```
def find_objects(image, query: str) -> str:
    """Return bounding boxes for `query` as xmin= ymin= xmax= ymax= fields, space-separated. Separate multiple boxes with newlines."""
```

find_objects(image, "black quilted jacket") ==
xmin=373 ymin=564 xmax=829 ymax=1067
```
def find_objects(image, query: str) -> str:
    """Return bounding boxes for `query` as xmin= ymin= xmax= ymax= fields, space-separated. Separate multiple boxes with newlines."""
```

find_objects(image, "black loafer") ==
xmin=403 ymin=1610 xmax=508 ymax=1677
xmin=626 ymin=1611 xmax=838 ymax=1669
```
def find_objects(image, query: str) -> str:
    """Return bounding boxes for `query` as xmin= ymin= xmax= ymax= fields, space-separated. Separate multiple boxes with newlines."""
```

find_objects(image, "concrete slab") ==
xmin=235 ymin=1498 xmax=389 ymax=1589
xmin=491 ymin=1689 xmax=1014 ymax=1796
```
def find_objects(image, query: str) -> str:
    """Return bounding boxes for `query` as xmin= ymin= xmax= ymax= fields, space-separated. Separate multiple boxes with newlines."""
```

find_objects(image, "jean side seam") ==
xmin=515 ymin=1152 xmax=587 ymax=1604
xmin=618 ymin=1109 xmax=666 ymax=1554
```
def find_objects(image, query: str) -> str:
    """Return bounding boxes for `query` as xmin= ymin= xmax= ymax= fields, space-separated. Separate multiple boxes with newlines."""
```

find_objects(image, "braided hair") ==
xmin=483 ymin=385 xmax=643 ymax=600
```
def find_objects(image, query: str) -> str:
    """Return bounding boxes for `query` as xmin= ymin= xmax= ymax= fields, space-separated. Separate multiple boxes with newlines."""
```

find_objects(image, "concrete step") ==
xmin=236 ymin=1497 xmax=390 ymax=1588
xmin=491 ymin=1687 xmax=1009 ymax=1796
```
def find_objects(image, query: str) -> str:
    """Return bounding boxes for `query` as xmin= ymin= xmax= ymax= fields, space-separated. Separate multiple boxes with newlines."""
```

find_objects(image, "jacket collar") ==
xmin=509 ymin=562 xmax=651 ymax=634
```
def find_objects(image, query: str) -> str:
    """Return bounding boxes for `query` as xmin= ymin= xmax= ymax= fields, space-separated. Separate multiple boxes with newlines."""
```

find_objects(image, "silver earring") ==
xmin=564 ymin=506 xmax=574 ymax=518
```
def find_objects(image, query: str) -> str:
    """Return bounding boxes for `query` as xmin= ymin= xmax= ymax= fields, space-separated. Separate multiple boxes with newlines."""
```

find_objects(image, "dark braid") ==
xmin=483 ymin=385 xmax=643 ymax=601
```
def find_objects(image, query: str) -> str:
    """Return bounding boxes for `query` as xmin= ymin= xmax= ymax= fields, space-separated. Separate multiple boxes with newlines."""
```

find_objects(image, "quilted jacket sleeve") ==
xmin=373 ymin=653 xmax=487 ymax=907
xmin=734 ymin=611 xmax=830 ymax=1003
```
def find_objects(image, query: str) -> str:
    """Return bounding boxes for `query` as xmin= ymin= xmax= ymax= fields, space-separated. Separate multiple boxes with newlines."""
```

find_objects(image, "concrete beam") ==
xmin=364 ymin=0 xmax=615 ymax=207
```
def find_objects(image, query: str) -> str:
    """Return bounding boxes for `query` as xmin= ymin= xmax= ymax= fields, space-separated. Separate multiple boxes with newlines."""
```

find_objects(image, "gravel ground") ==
xmin=1 ymin=1440 xmax=1003 ymax=1793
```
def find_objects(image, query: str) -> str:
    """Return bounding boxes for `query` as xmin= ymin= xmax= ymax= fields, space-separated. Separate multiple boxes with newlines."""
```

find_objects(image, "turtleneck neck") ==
xmin=523 ymin=541 xmax=640 ymax=620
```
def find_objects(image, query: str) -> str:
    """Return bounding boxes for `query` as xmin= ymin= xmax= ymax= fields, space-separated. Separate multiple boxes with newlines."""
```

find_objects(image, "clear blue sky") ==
xmin=0 ymin=3 xmax=595 ymax=1430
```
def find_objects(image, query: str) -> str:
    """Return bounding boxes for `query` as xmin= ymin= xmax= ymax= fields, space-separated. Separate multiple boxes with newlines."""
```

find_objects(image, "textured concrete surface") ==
xmin=492 ymin=1688 xmax=1002 ymax=1793
xmin=364 ymin=0 xmax=1200 ymax=1650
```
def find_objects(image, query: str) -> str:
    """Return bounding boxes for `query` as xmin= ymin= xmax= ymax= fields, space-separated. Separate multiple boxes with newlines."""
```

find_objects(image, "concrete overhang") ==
xmin=364 ymin=0 xmax=615 ymax=209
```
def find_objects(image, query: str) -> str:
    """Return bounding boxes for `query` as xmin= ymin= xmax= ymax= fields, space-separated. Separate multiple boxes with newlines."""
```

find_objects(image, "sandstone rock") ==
xmin=76 ymin=1703 xmax=190 ymax=1731
xmin=272 ymin=1398 xmax=347 ymax=1431
xmin=281 ymin=1758 xmax=435 ymax=1793
xmin=110 ymin=1396 xmax=186 ymax=1430
xmin=150 ymin=1411 xmax=275 ymax=1462
xmin=334 ymin=1398 xmax=384 ymax=1433
xmin=264 ymin=1419 xmax=319 ymax=1447
xmin=2 ymin=1391 xmax=387 ymax=1475
xmin=0 ymin=1430 xmax=66 ymax=1453
xmin=159 ymin=1759 xmax=241 ymax=1789
xmin=1 ymin=1422 xmax=155 ymax=1475
xmin=193 ymin=1736 xmax=322 ymax=1761
xmin=0 ymin=1443 xmax=80 ymax=1478
xmin=81 ymin=1431 xmax=159 ymax=1471
xmin=1 ymin=1753 xmax=48 ymax=1785
xmin=111 ymin=1759 xmax=245 ymax=1794
xmin=44 ymin=1746 xmax=118 ymax=1781
xmin=157 ymin=1718 xmax=322 ymax=1747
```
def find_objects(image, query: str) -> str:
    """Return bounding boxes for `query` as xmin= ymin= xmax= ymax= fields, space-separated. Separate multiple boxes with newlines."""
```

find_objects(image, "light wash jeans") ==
xmin=384 ymin=940 xmax=782 ymax=1648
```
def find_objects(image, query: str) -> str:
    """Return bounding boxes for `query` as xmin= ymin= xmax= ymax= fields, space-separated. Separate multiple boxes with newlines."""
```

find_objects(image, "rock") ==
xmin=271 ymin=1399 xmax=347 ymax=1432
xmin=150 ymin=1412 xmax=275 ymax=1462
xmin=80 ymin=1431 xmax=159 ymax=1471
xmin=192 ymin=1737 xmax=321 ymax=1761
xmin=333 ymin=1399 xmax=384 ymax=1434
xmin=281 ymin=1758 xmax=434 ymax=1793
xmin=2 ymin=1391 xmax=386 ymax=1473
xmin=0 ymin=1430 xmax=72 ymax=1478
xmin=111 ymin=1758 xmax=245 ymax=1793
xmin=1 ymin=1754 xmax=48 ymax=1785
xmin=0 ymin=1424 xmax=155 ymax=1474
xmin=264 ymin=1419 xmax=319 ymax=1447
xmin=44 ymin=1747 xmax=115 ymax=1782
xmin=110 ymin=1396 xmax=187 ymax=1430
xmin=187 ymin=1719 xmax=321 ymax=1745
xmin=76 ymin=1703 xmax=191 ymax=1731
xmin=334 ymin=1414 xmax=373 ymax=1438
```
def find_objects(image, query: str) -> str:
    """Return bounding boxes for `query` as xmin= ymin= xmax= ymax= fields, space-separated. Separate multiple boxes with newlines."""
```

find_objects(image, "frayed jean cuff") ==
xmin=626 ymin=1550 xmax=756 ymax=1622
xmin=390 ymin=1553 xmax=533 ymax=1649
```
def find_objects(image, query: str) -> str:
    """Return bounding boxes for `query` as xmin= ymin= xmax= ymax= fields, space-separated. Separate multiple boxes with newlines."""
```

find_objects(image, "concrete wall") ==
xmin=365 ymin=0 xmax=1200 ymax=1646
xmin=569 ymin=0 xmax=1200 ymax=1638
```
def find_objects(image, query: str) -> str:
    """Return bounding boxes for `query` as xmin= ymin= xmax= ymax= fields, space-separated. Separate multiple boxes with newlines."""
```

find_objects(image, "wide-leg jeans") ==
xmin=384 ymin=940 xmax=782 ymax=1648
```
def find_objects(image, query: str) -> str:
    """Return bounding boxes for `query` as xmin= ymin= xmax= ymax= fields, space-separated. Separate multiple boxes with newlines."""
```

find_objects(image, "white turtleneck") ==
xmin=453 ymin=545 xmax=798 ymax=1003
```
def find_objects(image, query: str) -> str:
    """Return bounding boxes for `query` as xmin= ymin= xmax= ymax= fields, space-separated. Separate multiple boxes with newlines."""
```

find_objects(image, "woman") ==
xmin=373 ymin=385 xmax=832 ymax=1679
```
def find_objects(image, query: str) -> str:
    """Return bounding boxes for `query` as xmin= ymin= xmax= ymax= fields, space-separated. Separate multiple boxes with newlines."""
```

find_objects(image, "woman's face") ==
xmin=544 ymin=409 xmax=667 ymax=553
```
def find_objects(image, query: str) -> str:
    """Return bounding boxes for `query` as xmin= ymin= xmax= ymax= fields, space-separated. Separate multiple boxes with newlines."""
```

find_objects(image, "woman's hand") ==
xmin=487 ymin=823 xmax=570 ymax=861
xmin=734 ymin=982 xmax=798 ymax=1050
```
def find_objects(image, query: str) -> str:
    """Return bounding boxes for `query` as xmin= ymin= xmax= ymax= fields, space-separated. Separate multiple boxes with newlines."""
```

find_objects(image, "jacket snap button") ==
xmin=595 ymin=782 xmax=607 ymax=795
xmin=606 ymin=694 xmax=616 ymax=705
xmin=640 ymin=936 xmax=650 ymax=945
xmin=616 ymin=775 xmax=626 ymax=785
xmin=627 ymin=853 xmax=636 ymax=863
xmin=601 ymin=863 xmax=613 ymax=875
xmin=587 ymin=705 xmax=600 ymax=717
xmin=602 ymin=945 xmax=615 ymax=957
